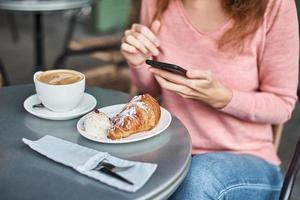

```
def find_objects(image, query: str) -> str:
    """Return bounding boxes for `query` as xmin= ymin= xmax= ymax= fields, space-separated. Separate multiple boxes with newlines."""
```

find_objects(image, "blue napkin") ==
xmin=22 ymin=135 xmax=157 ymax=192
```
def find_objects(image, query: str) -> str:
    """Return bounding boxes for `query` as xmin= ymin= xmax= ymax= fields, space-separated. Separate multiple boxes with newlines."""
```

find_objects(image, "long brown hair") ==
xmin=153 ymin=0 xmax=269 ymax=52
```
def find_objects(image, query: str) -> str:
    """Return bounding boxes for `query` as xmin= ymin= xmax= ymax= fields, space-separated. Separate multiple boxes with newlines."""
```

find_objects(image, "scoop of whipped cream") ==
xmin=83 ymin=109 xmax=111 ymax=139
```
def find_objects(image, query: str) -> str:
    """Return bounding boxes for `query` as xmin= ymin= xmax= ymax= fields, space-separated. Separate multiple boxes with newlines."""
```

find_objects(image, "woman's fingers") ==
xmin=189 ymin=79 xmax=212 ymax=91
xmin=154 ymin=75 xmax=198 ymax=96
xmin=132 ymin=32 xmax=159 ymax=56
xmin=177 ymin=92 xmax=194 ymax=99
xmin=151 ymin=68 xmax=214 ymax=92
xmin=132 ymin=23 xmax=160 ymax=46
xmin=124 ymin=29 xmax=132 ymax=36
xmin=186 ymin=69 xmax=214 ymax=90
xmin=155 ymin=75 xmax=184 ymax=93
xmin=151 ymin=67 xmax=213 ymax=83
xmin=150 ymin=20 xmax=161 ymax=35
xmin=120 ymin=43 xmax=138 ymax=54
xmin=125 ymin=35 xmax=148 ymax=54
xmin=121 ymin=23 xmax=160 ymax=65
xmin=150 ymin=68 xmax=191 ymax=86
xmin=123 ymin=26 xmax=160 ymax=56
xmin=187 ymin=69 xmax=212 ymax=81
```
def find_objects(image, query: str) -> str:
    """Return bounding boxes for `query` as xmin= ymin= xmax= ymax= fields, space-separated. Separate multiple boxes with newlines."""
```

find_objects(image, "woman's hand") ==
xmin=121 ymin=21 xmax=161 ymax=66
xmin=149 ymin=68 xmax=233 ymax=109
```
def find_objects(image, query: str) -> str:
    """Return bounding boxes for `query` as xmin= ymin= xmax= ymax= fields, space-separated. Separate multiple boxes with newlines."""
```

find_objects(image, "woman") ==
xmin=121 ymin=0 xmax=299 ymax=199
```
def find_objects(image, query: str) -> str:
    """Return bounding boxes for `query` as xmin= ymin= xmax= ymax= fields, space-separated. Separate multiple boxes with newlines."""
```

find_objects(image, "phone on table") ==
xmin=145 ymin=59 xmax=187 ymax=77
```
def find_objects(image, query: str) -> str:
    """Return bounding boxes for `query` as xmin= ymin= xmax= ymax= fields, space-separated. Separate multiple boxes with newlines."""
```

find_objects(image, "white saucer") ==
xmin=24 ymin=93 xmax=97 ymax=120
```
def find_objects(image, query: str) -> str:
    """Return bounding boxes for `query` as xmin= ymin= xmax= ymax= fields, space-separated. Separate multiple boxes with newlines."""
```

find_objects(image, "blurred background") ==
xmin=0 ymin=0 xmax=299 ymax=199
xmin=0 ymin=0 xmax=140 ymax=93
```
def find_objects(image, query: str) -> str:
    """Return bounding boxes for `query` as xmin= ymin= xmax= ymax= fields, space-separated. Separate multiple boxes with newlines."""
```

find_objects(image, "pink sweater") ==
xmin=129 ymin=0 xmax=299 ymax=165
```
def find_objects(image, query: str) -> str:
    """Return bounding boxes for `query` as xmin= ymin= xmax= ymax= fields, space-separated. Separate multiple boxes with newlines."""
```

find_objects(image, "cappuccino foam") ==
xmin=37 ymin=71 xmax=83 ymax=85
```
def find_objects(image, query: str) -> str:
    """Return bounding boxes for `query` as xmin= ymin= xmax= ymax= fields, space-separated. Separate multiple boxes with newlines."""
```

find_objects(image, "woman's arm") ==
xmin=220 ymin=0 xmax=299 ymax=124
xmin=150 ymin=0 xmax=298 ymax=124
xmin=125 ymin=0 xmax=161 ymax=96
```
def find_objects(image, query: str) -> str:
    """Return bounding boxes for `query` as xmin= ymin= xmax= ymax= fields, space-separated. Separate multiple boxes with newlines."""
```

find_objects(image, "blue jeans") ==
xmin=170 ymin=152 xmax=283 ymax=200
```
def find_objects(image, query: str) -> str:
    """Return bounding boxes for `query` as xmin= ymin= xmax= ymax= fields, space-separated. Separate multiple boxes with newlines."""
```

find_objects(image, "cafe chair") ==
xmin=273 ymin=124 xmax=284 ymax=152
xmin=57 ymin=36 xmax=124 ymax=67
xmin=52 ymin=1 xmax=141 ymax=95
xmin=278 ymin=89 xmax=300 ymax=200
xmin=53 ymin=0 xmax=141 ymax=69
xmin=279 ymin=137 xmax=300 ymax=200
xmin=273 ymin=88 xmax=300 ymax=152
xmin=54 ymin=0 xmax=141 ymax=68
xmin=53 ymin=8 xmax=124 ymax=68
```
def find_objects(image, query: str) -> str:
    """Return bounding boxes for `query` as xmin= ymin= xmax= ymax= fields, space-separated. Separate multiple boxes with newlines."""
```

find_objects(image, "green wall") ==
xmin=94 ymin=0 xmax=131 ymax=33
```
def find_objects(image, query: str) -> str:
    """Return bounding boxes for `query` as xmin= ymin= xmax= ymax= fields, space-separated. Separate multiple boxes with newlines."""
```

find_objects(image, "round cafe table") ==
xmin=0 ymin=85 xmax=192 ymax=200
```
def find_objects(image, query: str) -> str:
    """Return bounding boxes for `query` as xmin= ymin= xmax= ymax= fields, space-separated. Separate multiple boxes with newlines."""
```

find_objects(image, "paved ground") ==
xmin=0 ymin=12 xmax=299 ymax=199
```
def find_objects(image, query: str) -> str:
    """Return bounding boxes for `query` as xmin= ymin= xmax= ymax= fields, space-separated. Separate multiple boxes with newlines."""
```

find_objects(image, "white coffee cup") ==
xmin=33 ymin=69 xmax=85 ymax=112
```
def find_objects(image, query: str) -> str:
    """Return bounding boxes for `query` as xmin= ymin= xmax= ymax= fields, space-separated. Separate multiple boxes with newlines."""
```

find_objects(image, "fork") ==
xmin=93 ymin=159 xmax=134 ymax=185
xmin=93 ymin=160 xmax=133 ymax=171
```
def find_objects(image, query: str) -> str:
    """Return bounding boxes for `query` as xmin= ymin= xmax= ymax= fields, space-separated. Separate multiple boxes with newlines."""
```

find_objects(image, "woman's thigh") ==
xmin=169 ymin=152 xmax=283 ymax=200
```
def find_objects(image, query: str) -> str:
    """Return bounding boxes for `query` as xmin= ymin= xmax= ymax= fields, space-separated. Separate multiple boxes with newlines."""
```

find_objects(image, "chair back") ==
xmin=279 ymin=89 xmax=300 ymax=199
xmin=279 ymin=137 xmax=300 ymax=200
xmin=272 ymin=124 xmax=284 ymax=151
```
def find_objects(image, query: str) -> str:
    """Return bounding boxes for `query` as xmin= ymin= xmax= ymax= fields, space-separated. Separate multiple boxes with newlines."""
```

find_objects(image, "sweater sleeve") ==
xmin=220 ymin=0 xmax=299 ymax=124
xmin=128 ymin=0 xmax=161 ymax=96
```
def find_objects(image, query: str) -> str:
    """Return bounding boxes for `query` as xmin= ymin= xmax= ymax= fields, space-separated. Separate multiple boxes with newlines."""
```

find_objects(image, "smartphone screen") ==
xmin=145 ymin=60 xmax=187 ymax=76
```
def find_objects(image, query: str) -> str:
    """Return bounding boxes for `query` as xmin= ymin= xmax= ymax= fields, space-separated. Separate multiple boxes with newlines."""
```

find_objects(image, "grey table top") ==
xmin=0 ymin=85 xmax=191 ymax=200
xmin=0 ymin=0 xmax=92 ymax=12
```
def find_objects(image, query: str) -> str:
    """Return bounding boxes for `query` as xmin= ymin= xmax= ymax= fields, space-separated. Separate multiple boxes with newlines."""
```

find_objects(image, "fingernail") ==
xmin=153 ymin=50 xmax=159 ymax=56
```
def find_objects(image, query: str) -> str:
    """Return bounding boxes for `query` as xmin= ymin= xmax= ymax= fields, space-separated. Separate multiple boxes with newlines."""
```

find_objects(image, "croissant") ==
xmin=107 ymin=94 xmax=161 ymax=140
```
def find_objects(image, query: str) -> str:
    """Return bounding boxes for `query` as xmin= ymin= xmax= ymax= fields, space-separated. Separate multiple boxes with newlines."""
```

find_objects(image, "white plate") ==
xmin=24 ymin=93 xmax=97 ymax=120
xmin=77 ymin=104 xmax=172 ymax=143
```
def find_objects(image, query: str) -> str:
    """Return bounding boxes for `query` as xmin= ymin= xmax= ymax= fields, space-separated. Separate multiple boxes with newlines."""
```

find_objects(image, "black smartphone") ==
xmin=145 ymin=59 xmax=187 ymax=76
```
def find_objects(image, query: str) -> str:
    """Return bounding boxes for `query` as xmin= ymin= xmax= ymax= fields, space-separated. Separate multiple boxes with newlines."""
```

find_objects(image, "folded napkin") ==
xmin=22 ymin=135 xmax=157 ymax=192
